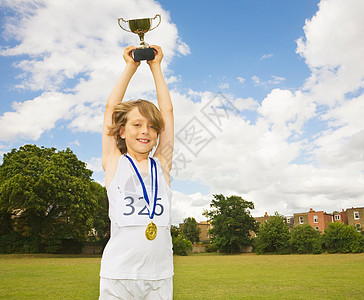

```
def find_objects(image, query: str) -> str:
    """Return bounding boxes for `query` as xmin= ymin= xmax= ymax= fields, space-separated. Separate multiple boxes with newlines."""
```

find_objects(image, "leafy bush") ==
xmin=172 ymin=236 xmax=192 ymax=256
xmin=255 ymin=212 xmax=290 ymax=254
xmin=205 ymin=243 xmax=218 ymax=253
xmin=322 ymin=222 xmax=364 ymax=253
xmin=290 ymin=224 xmax=322 ymax=254
xmin=0 ymin=232 xmax=24 ymax=254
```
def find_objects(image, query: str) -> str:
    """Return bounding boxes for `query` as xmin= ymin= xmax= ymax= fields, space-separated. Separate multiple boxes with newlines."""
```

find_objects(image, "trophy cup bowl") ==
xmin=118 ymin=14 xmax=161 ymax=62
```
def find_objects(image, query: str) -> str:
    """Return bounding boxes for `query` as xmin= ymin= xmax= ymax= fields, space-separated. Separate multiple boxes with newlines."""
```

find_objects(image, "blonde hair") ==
xmin=108 ymin=99 xmax=165 ymax=154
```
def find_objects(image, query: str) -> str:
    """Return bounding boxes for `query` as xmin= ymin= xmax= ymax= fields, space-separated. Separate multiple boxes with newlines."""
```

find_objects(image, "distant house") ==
xmin=197 ymin=221 xmax=211 ymax=242
xmin=285 ymin=215 xmax=294 ymax=229
xmin=293 ymin=207 xmax=364 ymax=233
xmin=179 ymin=220 xmax=212 ymax=242
xmin=294 ymin=212 xmax=309 ymax=227
xmin=294 ymin=208 xmax=333 ymax=233
xmin=346 ymin=207 xmax=364 ymax=231
xmin=254 ymin=212 xmax=271 ymax=224
xmin=253 ymin=212 xmax=293 ymax=237
xmin=333 ymin=209 xmax=348 ymax=225
xmin=308 ymin=208 xmax=334 ymax=232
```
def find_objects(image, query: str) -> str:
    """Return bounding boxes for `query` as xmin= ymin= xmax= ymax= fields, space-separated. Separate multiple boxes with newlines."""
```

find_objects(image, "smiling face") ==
xmin=120 ymin=107 xmax=158 ymax=156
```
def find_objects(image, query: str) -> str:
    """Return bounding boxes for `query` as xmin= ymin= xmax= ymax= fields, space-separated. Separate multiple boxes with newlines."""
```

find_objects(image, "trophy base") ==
xmin=133 ymin=48 xmax=155 ymax=62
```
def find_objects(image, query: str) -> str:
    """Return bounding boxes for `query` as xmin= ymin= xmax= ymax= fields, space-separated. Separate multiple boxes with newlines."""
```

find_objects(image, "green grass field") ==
xmin=1 ymin=253 xmax=363 ymax=299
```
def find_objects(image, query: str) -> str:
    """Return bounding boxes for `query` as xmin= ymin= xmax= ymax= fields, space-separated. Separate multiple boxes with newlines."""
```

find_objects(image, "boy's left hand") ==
xmin=147 ymin=45 xmax=163 ymax=66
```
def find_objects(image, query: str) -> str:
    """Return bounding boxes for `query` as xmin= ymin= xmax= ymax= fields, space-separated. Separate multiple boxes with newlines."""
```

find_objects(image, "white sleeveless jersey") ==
xmin=100 ymin=155 xmax=173 ymax=280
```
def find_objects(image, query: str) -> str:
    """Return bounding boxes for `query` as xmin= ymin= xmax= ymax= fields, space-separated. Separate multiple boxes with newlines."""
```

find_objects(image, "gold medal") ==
xmin=145 ymin=221 xmax=157 ymax=240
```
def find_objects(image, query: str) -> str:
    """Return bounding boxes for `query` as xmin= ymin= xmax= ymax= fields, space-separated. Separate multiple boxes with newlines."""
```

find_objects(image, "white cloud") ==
xmin=87 ymin=157 xmax=103 ymax=174
xmin=294 ymin=0 xmax=364 ymax=173
xmin=251 ymin=75 xmax=261 ymax=85
xmin=176 ymin=38 xmax=191 ymax=56
xmin=296 ymin=0 xmax=364 ymax=106
xmin=260 ymin=53 xmax=273 ymax=60
xmin=219 ymin=83 xmax=230 ymax=89
xmin=237 ymin=76 xmax=246 ymax=84
xmin=259 ymin=89 xmax=316 ymax=135
xmin=252 ymin=75 xmax=286 ymax=87
xmin=171 ymin=191 xmax=211 ymax=225
xmin=313 ymin=93 xmax=364 ymax=167
xmin=69 ymin=139 xmax=80 ymax=147
xmin=271 ymin=75 xmax=285 ymax=84
xmin=0 ymin=92 xmax=74 ymax=141
xmin=233 ymin=97 xmax=259 ymax=112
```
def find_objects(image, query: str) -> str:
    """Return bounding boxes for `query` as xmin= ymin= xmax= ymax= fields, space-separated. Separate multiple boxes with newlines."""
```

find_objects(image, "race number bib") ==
xmin=114 ymin=185 xmax=170 ymax=227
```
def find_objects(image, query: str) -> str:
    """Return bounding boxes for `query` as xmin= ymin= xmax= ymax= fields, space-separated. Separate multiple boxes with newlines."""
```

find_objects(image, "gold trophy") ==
xmin=118 ymin=14 xmax=161 ymax=62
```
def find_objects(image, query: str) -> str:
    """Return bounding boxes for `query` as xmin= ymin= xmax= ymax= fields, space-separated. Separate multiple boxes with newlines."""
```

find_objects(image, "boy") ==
xmin=99 ymin=45 xmax=174 ymax=300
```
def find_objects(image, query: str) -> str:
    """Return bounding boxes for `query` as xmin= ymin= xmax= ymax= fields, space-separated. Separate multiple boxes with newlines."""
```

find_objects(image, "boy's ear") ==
xmin=119 ymin=127 xmax=125 ymax=139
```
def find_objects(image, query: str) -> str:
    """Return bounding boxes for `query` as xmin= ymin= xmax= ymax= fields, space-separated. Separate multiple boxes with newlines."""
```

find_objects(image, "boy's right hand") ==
xmin=123 ymin=46 xmax=140 ymax=68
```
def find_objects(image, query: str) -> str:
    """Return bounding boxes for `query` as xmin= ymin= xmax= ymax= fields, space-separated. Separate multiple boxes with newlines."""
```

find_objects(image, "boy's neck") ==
xmin=126 ymin=151 xmax=150 ymax=175
xmin=126 ymin=151 xmax=149 ymax=163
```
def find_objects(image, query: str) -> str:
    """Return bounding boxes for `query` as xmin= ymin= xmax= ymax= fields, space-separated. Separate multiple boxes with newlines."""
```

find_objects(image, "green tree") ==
xmin=203 ymin=194 xmax=258 ymax=253
xmin=182 ymin=217 xmax=201 ymax=243
xmin=0 ymin=208 xmax=18 ymax=253
xmin=170 ymin=224 xmax=192 ymax=255
xmin=0 ymin=144 xmax=106 ymax=253
xmin=255 ymin=212 xmax=290 ymax=254
xmin=290 ymin=224 xmax=322 ymax=254
xmin=170 ymin=225 xmax=181 ymax=238
xmin=322 ymin=222 xmax=364 ymax=253
xmin=87 ymin=182 xmax=109 ymax=244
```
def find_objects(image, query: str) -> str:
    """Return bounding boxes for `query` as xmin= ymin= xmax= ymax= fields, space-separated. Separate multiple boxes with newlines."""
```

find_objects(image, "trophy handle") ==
xmin=118 ymin=18 xmax=132 ymax=33
xmin=149 ymin=14 xmax=161 ymax=31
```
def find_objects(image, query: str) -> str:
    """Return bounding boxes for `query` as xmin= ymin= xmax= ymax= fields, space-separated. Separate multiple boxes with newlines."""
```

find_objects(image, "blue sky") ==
xmin=159 ymin=0 xmax=317 ymax=95
xmin=1 ymin=0 xmax=363 ymax=224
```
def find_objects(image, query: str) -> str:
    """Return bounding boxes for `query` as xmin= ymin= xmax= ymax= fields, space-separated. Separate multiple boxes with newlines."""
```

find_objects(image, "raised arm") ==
xmin=148 ymin=46 xmax=174 ymax=182
xmin=102 ymin=46 xmax=140 ymax=175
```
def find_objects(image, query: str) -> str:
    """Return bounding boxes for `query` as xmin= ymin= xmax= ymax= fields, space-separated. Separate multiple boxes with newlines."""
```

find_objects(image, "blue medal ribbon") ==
xmin=125 ymin=154 xmax=158 ymax=220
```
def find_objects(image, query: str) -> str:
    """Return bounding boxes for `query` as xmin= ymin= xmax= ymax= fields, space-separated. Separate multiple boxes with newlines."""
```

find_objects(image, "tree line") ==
xmin=1 ymin=145 xmax=363 ymax=255
xmin=254 ymin=212 xmax=364 ymax=254
xmin=177 ymin=194 xmax=364 ymax=255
